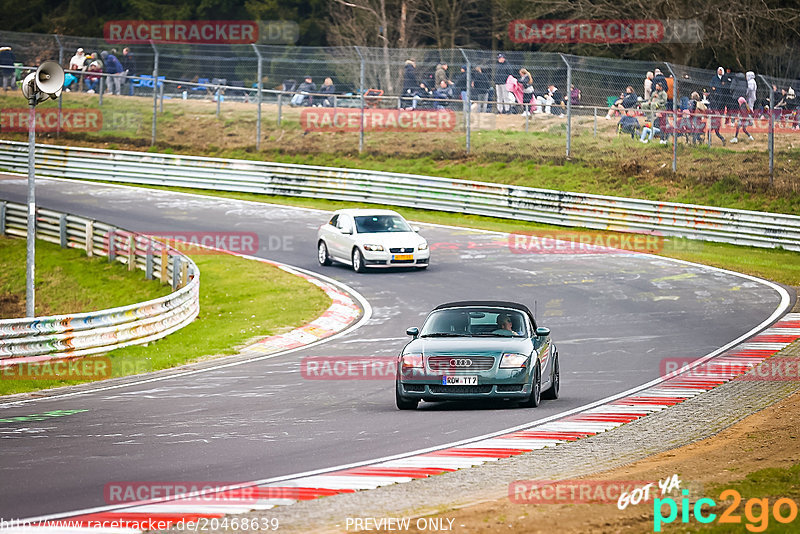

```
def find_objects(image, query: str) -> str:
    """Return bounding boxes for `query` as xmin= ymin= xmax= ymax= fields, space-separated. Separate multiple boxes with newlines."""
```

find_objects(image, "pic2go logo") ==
xmin=654 ymin=489 xmax=798 ymax=532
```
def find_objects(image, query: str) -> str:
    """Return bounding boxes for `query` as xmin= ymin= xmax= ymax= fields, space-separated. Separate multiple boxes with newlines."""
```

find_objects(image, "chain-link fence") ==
xmin=1 ymin=30 xmax=798 ymax=189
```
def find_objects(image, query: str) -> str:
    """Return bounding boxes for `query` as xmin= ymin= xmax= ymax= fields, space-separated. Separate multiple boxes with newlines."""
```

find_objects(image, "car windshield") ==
xmin=354 ymin=215 xmax=412 ymax=233
xmin=420 ymin=308 xmax=528 ymax=337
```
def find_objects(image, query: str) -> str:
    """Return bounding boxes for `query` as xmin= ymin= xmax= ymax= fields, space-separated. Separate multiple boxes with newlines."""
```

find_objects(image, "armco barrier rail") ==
xmin=0 ymin=200 xmax=199 ymax=360
xmin=1 ymin=140 xmax=799 ymax=251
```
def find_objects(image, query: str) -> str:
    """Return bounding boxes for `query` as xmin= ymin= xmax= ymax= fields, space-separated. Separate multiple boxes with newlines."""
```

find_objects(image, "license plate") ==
xmin=393 ymin=254 xmax=413 ymax=261
xmin=443 ymin=375 xmax=478 ymax=385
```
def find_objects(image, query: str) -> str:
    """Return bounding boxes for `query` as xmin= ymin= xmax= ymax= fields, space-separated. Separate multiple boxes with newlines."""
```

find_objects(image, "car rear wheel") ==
xmin=317 ymin=241 xmax=331 ymax=266
xmin=520 ymin=363 xmax=541 ymax=408
xmin=396 ymin=382 xmax=419 ymax=410
xmin=352 ymin=248 xmax=366 ymax=273
xmin=542 ymin=351 xmax=560 ymax=400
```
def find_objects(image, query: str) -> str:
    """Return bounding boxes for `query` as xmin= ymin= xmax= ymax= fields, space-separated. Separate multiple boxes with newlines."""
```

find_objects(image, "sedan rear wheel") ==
xmin=396 ymin=382 xmax=419 ymax=410
xmin=317 ymin=241 xmax=331 ymax=266
xmin=520 ymin=362 xmax=541 ymax=408
xmin=352 ymin=248 xmax=366 ymax=273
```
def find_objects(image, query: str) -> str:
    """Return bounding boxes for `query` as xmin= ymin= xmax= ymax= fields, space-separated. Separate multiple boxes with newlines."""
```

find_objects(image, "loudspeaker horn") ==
xmin=34 ymin=61 xmax=65 ymax=98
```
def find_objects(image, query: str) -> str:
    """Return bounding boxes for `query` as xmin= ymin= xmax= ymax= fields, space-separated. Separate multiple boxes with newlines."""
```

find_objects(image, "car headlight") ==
xmin=363 ymin=244 xmax=384 ymax=251
xmin=500 ymin=352 xmax=529 ymax=368
xmin=401 ymin=353 xmax=424 ymax=369
xmin=417 ymin=242 xmax=428 ymax=250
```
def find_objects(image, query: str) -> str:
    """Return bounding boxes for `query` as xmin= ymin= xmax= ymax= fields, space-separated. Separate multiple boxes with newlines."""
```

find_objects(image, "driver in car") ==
xmin=492 ymin=313 xmax=519 ymax=335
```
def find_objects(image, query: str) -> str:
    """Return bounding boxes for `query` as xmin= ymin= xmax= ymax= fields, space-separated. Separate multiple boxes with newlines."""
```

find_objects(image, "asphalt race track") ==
xmin=0 ymin=175 xmax=788 ymax=520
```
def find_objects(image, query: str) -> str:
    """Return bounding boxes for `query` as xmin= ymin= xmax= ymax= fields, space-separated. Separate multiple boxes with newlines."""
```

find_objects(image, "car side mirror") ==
xmin=340 ymin=227 xmax=352 ymax=235
xmin=411 ymin=226 xmax=421 ymax=233
xmin=536 ymin=327 xmax=550 ymax=337
xmin=406 ymin=327 xmax=419 ymax=338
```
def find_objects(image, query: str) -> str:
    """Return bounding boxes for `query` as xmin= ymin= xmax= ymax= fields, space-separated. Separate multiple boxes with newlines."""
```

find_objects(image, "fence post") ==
xmin=593 ymin=107 xmax=597 ymax=137
xmin=180 ymin=260 xmax=188 ymax=289
xmin=0 ymin=201 xmax=6 ymax=235
xmin=459 ymin=48 xmax=471 ymax=154
xmin=160 ymin=247 xmax=168 ymax=284
xmin=59 ymin=213 xmax=67 ymax=248
xmin=216 ymin=83 xmax=221 ymax=118
xmin=760 ymin=75 xmax=774 ymax=186
xmin=277 ymin=93 xmax=282 ymax=126
xmin=560 ymin=54 xmax=572 ymax=158
xmin=99 ymin=76 xmax=104 ymax=106
xmin=55 ymin=34 xmax=64 ymax=139
xmin=159 ymin=81 xmax=165 ymax=113
xmin=150 ymin=41 xmax=159 ymax=146
xmin=252 ymin=44 xmax=263 ymax=151
xmin=355 ymin=46 xmax=365 ymax=154
xmin=665 ymin=63 xmax=678 ymax=173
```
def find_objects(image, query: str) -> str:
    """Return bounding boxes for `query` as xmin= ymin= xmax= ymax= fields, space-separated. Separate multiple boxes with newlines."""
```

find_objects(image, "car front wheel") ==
xmin=317 ymin=241 xmax=331 ymax=266
xmin=520 ymin=362 xmax=541 ymax=408
xmin=396 ymin=382 xmax=419 ymax=410
xmin=352 ymin=248 xmax=366 ymax=273
xmin=542 ymin=351 xmax=560 ymax=400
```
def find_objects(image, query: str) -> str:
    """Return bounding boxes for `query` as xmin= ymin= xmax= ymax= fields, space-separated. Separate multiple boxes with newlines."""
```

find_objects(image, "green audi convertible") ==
xmin=395 ymin=301 xmax=560 ymax=410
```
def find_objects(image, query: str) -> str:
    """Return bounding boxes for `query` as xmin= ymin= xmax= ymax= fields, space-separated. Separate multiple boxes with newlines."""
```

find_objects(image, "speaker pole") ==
xmin=25 ymin=87 xmax=36 ymax=317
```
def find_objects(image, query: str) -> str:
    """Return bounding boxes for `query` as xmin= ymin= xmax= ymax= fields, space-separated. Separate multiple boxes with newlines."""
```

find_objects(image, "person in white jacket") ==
xmin=746 ymin=71 xmax=757 ymax=111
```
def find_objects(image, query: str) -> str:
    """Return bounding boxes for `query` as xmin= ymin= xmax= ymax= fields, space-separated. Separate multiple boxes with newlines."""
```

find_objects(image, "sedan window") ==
xmin=354 ymin=215 xmax=412 ymax=234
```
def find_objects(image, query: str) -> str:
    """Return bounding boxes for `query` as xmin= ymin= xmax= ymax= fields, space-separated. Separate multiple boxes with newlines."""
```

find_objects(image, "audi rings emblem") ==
xmin=450 ymin=358 xmax=472 ymax=367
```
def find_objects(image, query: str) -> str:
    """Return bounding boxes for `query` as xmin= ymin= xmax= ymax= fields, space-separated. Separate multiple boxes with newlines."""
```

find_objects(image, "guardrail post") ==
xmin=145 ymin=244 xmax=154 ymax=280
xmin=127 ymin=234 xmax=135 ymax=271
xmin=108 ymin=227 xmax=117 ymax=263
xmin=760 ymin=75 xmax=774 ymax=186
xmin=59 ymin=214 xmax=67 ymax=248
xmin=172 ymin=256 xmax=181 ymax=290
xmin=252 ymin=44 xmax=263 ymax=151
xmin=355 ymin=46 xmax=365 ymax=154
xmin=560 ymin=54 xmax=572 ymax=158
xmin=160 ymin=247 xmax=168 ymax=284
xmin=0 ymin=201 xmax=6 ymax=236
xmin=150 ymin=42 xmax=159 ymax=146
xmin=180 ymin=260 xmax=188 ymax=289
xmin=85 ymin=220 xmax=94 ymax=257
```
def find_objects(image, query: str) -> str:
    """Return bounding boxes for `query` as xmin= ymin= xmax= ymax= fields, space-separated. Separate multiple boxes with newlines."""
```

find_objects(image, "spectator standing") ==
xmin=652 ymin=69 xmax=667 ymax=95
xmin=643 ymin=71 xmax=654 ymax=100
xmin=709 ymin=67 xmax=727 ymax=114
xmin=471 ymin=66 xmax=490 ymax=113
xmin=518 ymin=68 xmax=535 ymax=115
xmin=402 ymin=59 xmax=426 ymax=110
xmin=730 ymin=96 xmax=754 ymax=143
xmin=452 ymin=65 xmax=469 ymax=113
xmin=101 ymin=50 xmax=124 ymax=95
xmin=745 ymin=71 xmax=757 ymax=111
xmin=0 ymin=46 xmax=15 ymax=91
xmin=434 ymin=63 xmax=452 ymax=88
xmin=494 ymin=53 xmax=515 ymax=114
xmin=122 ymin=47 xmax=137 ymax=95
xmin=68 ymin=47 xmax=85 ymax=90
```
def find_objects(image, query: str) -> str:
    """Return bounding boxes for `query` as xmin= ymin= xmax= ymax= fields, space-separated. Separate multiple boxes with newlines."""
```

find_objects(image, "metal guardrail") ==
xmin=1 ymin=140 xmax=799 ymax=251
xmin=0 ymin=199 xmax=199 ymax=360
